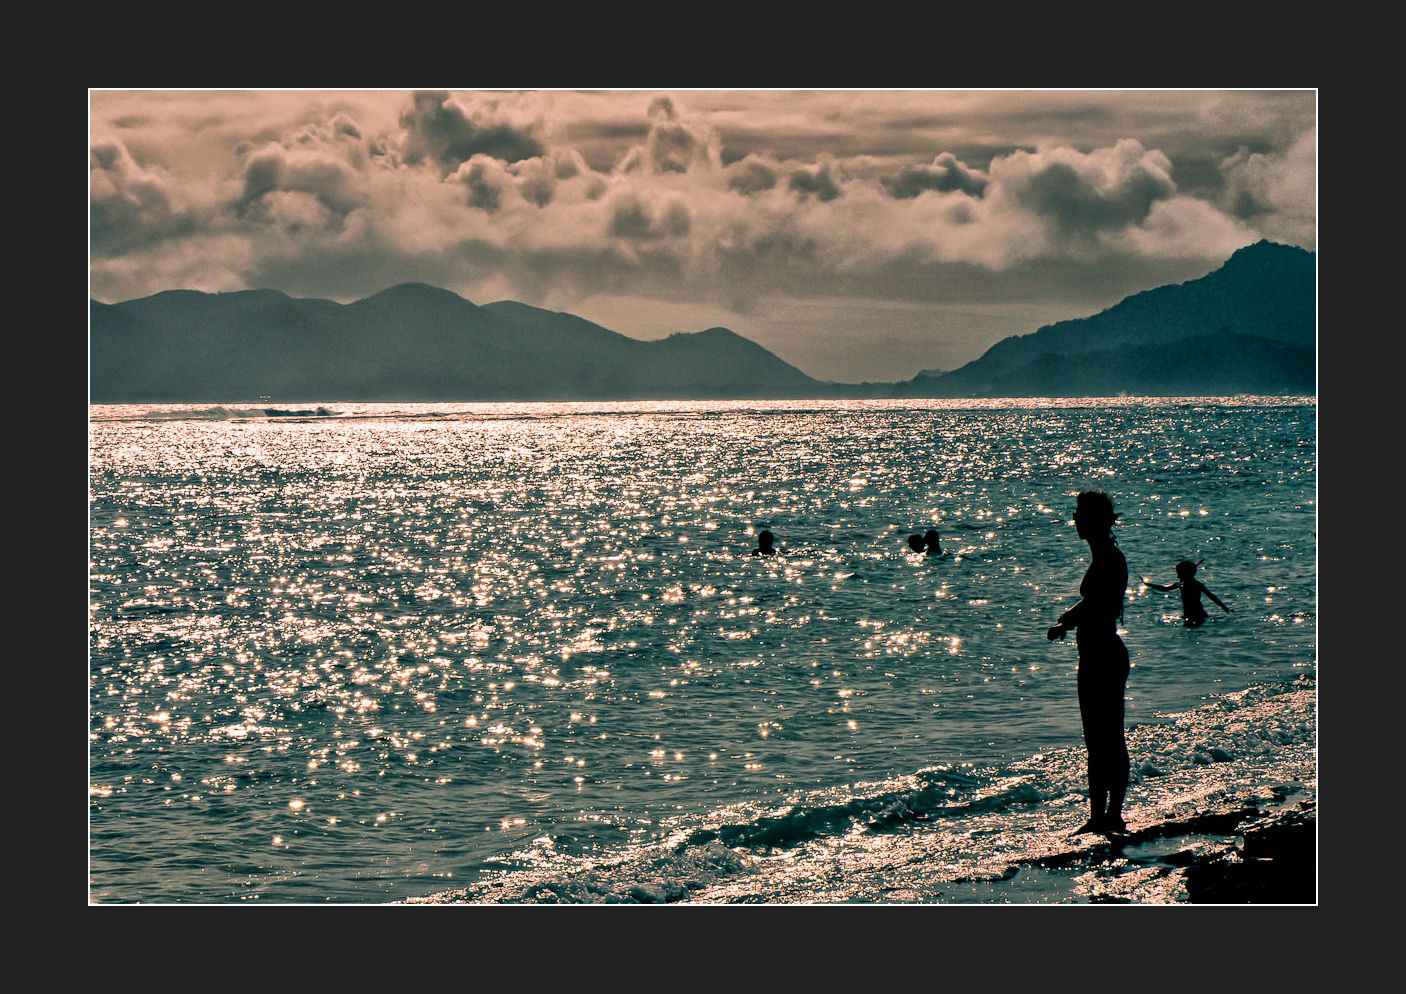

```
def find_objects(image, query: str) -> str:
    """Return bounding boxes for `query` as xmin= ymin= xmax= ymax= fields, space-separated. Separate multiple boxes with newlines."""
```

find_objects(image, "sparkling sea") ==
xmin=88 ymin=398 xmax=1316 ymax=904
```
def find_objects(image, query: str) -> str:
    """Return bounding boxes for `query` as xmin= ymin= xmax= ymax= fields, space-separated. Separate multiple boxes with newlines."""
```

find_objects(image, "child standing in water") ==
xmin=1144 ymin=560 xmax=1232 ymax=626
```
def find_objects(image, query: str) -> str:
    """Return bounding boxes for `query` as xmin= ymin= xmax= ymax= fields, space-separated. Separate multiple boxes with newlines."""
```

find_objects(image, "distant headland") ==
xmin=90 ymin=240 xmax=1315 ymax=402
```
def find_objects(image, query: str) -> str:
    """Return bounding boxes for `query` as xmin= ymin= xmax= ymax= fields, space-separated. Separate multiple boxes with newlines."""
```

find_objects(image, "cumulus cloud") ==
xmin=616 ymin=95 xmax=722 ymax=175
xmin=607 ymin=192 xmax=692 ymax=240
xmin=1219 ymin=125 xmax=1316 ymax=247
xmin=724 ymin=154 xmax=779 ymax=195
xmin=90 ymin=137 xmax=198 ymax=255
xmin=451 ymin=154 xmax=513 ymax=212
xmin=787 ymin=160 xmax=842 ymax=201
xmin=512 ymin=151 xmax=569 ymax=207
xmin=398 ymin=90 xmax=546 ymax=173
xmin=514 ymin=149 xmax=607 ymax=207
xmin=881 ymin=152 xmax=988 ymax=199
xmin=238 ymin=143 xmax=368 ymax=221
xmin=989 ymin=140 xmax=1177 ymax=243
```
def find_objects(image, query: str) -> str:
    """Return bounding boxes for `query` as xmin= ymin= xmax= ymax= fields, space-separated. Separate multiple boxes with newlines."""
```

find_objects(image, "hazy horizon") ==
xmin=90 ymin=89 xmax=1317 ymax=382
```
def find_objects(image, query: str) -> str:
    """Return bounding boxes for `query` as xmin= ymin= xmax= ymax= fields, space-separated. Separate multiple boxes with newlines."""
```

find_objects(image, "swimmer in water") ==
xmin=751 ymin=530 xmax=777 ymax=556
xmin=1144 ymin=560 xmax=1231 ymax=626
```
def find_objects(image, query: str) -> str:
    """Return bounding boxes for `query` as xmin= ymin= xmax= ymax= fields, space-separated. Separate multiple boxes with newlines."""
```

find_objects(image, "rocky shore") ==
xmin=1030 ymin=798 xmax=1317 ymax=904
xmin=1181 ymin=802 xmax=1316 ymax=903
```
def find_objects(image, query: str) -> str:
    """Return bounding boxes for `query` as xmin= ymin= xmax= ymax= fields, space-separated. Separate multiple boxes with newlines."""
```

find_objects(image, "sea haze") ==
xmin=88 ymin=398 xmax=1316 ymax=903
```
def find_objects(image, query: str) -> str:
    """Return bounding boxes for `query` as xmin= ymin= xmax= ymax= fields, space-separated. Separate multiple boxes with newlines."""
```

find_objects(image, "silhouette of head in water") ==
xmin=752 ymin=530 xmax=776 ymax=556
xmin=907 ymin=534 xmax=925 ymax=553
xmin=1175 ymin=559 xmax=1198 ymax=581
xmin=1073 ymin=490 xmax=1119 ymax=543
xmin=924 ymin=529 xmax=941 ymax=554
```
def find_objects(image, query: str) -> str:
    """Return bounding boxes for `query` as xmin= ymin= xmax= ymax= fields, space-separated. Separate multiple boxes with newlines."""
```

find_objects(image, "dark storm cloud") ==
xmin=997 ymin=140 xmax=1176 ymax=238
xmin=881 ymin=152 xmax=988 ymax=199
xmin=398 ymin=90 xmax=545 ymax=173
xmin=237 ymin=142 xmax=367 ymax=220
xmin=1169 ymin=155 xmax=1229 ymax=200
xmin=788 ymin=161 xmax=842 ymax=201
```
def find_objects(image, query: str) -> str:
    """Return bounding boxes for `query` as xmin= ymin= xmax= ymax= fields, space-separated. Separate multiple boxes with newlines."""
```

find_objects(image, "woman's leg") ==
xmin=1079 ymin=639 xmax=1130 ymax=829
xmin=1077 ymin=666 xmax=1108 ymax=823
xmin=1102 ymin=640 xmax=1131 ymax=826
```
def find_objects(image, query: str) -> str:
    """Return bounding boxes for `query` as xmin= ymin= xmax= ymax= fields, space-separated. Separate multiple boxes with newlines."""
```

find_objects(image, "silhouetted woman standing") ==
xmin=1047 ymin=490 xmax=1130 ymax=835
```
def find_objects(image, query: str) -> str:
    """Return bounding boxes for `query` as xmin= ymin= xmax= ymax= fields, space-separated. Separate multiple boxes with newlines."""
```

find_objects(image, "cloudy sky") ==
xmin=89 ymin=89 xmax=1316 ymax=382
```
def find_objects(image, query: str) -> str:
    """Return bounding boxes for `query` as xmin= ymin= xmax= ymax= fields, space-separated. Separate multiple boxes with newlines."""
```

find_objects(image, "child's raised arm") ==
xmin=1143 ymin=578 xmax=1178 ymax=592
xmin=1200 ymin=582 xmax=1233 ymax=613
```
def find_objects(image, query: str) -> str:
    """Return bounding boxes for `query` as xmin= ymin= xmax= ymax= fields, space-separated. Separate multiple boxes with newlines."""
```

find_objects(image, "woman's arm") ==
xmin=1047 ymin=590 xmax=1088 ymax=639
xmin=1050 ymin=550 xmax=1125 ymax=638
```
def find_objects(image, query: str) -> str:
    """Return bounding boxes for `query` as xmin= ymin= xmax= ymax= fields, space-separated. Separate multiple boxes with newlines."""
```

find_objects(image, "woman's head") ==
xmin=1073 ymin=490 xmax=1118 ymax=539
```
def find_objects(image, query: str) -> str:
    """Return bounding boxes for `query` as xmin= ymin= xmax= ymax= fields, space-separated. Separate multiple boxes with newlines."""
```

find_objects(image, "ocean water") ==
xmin=88 ymin=398 xmax=1317 ymax=904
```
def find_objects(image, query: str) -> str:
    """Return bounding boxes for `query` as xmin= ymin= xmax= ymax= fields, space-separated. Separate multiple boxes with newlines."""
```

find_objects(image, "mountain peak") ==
xmin=673 ymin=326 xmax=741 ymax=340
xmin=906 ymin=240 xmax=1315 ymax=398
xmin=90 ymin=287 xmax=826 ymax=401
xmin=1222 ymin=239 xmax=1314 ymax=270
xmin=364 ymin=282 xmax=473 ymax=305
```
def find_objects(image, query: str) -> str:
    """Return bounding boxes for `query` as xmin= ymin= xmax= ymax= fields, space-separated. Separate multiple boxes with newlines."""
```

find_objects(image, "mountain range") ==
xmin=900 ymin=239 xmax=1315 ymax=398
xmin=89 ymin=239 xmax=1315 ymax=402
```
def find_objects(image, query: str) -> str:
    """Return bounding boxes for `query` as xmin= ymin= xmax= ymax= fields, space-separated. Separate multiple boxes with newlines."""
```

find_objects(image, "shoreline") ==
xmin=1025 ymin=796 xmax=1316 ymax=904
xmin=408 ymin=681 xmax=1317 ymax=906
xmin=403 ymin=793 xmax=1316 ymax=906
